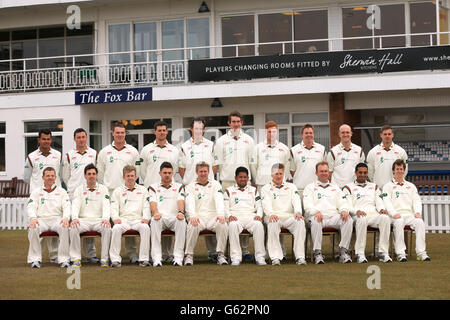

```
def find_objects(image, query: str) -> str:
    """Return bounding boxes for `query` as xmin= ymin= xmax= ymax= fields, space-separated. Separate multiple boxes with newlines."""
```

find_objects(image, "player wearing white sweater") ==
xmin=261 ymin=163 xmax=307 ymax=266
xmin=109 ymin=166 xmax=151 ymax=267
xmin=303 ymin=161 xmax=353 ymax=264
xmin=140 ymin=121 xmax=179 ymax=188
xmin=178 ymin=119 xmax=218 ymax=261
xmin=184 ymin=162 xmax=228 ymax=266
xmin=179 ymin=119 xmax=215 ymax=185
xmin=27 ymin=167 xmax=70 ymax=268
xmin=213 ymin=111 xmax=256 ymax=189
xmin=149 ymin=162 xmax=186 ymax=267
xmin=367 ymin=125 xmax=408 ymax=189
xmin=97 ymin=123 xmax=140 ymax=263
xmin=62 ymin=128 xmax=99 ymax=263
xmin=290 ymin=124 xmax=326 ymax=192
xmin=97 ymin=124 xmax=140 ymax=195
xmin=327 ymin=124 xmax=365 ymax=188
xmin=24 ymin=130 xmax=61 ymax=264
xmin=69 ymin=164 xmax=111 ymax=267
xmin=342 ymin=163 xmax=392 ymax=263
xmin=62 ymin=129 xmax=98 ymax=199
xmin=24 ymin=131 xmax=62 ymax=193
xmin=250 ymin=121 xmax=291 ymax=191
xmin=225 ymin=167 xmax=266 ymax=266
xmin=382 ymin=160 xmax=430 ymax=262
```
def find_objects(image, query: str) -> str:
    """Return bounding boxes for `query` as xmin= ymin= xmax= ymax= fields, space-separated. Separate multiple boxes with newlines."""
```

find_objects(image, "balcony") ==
xmin=0 ymin=31 xmax=449 ymax=94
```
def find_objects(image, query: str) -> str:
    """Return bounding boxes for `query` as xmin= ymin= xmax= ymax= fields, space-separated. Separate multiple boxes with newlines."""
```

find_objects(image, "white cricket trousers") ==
xmin=27 ymin=218 xmax=70 ymax=264
xmin=392 ymin=213 xmax=427 ymax=256
xmin=109 ymin=220 xmax=150 ymax=263
xmin=266 ymin=217 xmax=306 ymax=260
xmin=185 ymin=217 xmax=228 ymax=255
xmin=354 ymin=214 xmax=391 ymax=255
xmin=229 ymin=217 xmax=266 ymax=263
xmin=151 ymin=216 xmax=186 ymax=263
xmin=69 ymin=220 xmax=112 ymax=262
xmin=310 ymin=215 xmax=353 ymax=251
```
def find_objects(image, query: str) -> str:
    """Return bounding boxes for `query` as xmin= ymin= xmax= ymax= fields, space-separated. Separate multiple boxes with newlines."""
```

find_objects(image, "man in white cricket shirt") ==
xmin=382 ymin=159 xmax=430 ymax=262
xmin=367 ymin=124 xmax=408 ymax=189
xmin=303 ymin=161 xmax=353 ymax=264
xmin=261 ymin=163 xmax=307 ymax=266
xmin=342 ymin=163 xmax=392 ymax=263
xmin=24 ymin=129 xmax=61 ymax=264
xmin=62 ymin=128 xmax=99 ymax=264
xmin=140 ymin=120 xmax=179 ymax=262
xmin=184 ymin=162 xmax=228 ymax=266
xmin=97 ymin=122 xmax=141 ymax=264
xmin=179 ymin=118 xmax=217 ymax=261
xmin=225 ymin=166 xmax=267 ymax=266
xmin=109 ymin=165 xmax=151 ymax=267
xmin=327 ymin=124 xmax=365 ymax=188
xmin=27 ymin=167 xmax=70 ymax=268
xmin=149 ymin=162 xmax=186 ymax=267
xmin=290 ymin=124 xmax=326 ymax=194
xmin=213 ymin=111 xmax=256 ymax=262
xmin=69 ymin=164 xmax=112 ymax=268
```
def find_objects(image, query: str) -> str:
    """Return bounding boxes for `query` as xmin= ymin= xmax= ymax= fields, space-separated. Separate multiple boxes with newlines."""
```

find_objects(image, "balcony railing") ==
xmin=0 ymin=31 xmax=448 ymax=93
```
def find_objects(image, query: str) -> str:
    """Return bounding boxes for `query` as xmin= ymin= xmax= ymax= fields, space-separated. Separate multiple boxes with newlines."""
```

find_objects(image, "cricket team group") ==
xmin=25 ymin=111 xmax=431 ymax=269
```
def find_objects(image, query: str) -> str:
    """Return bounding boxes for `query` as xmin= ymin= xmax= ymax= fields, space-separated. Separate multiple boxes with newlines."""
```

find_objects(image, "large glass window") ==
xmin=294 ymin=10 xmax=329 ymax=53
xmin=39 ymin=38 xmax=64 ymax=69
xmin=134 ymin=22 xmax=157 ymax=63
xmin=0 ymin=122 xmax=5 ymax=172
xmin=258 ymin=13 xmax=292 ymax=55
xmin=162 ymin=20 xmax=184 ymax=62
xmin=411 ymin=2 xmax=437 ymax=46
xmin=187 ymin=18 xmax=210 ymax=59
xmin=342 ymin=6 xmax=373 ymax=50
xmin=222 ymin=15 xmax=255 ymax=57
xmin=109 ymin=24 xmax=130 ymax=64
xmin=375 ymin=4 xmax=405 ymax=48
xmin=1 ymin=23 xmax=94 ymax=71
xmin=24 ymin=120 xmax=63 ymax=156
xmin=222 ymin=11 xmax=328 ymax=57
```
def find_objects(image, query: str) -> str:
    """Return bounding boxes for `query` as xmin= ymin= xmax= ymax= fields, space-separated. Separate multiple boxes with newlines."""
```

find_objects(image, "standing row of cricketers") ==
xmin=25 ymin=111 xmax=430 ymax=268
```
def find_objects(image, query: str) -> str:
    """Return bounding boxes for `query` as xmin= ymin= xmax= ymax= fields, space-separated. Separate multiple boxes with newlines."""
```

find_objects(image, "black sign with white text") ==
xmin=188 ymin=46 xmax=450 ymax=82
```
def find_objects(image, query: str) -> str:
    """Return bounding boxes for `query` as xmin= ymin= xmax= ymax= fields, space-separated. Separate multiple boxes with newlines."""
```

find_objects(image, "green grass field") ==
xmin=1 ymin=230 xmax=449 ymax=300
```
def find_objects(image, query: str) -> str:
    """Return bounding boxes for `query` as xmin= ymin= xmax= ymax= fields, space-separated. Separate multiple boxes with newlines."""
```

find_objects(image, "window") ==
xmin=222 ymin=10 xmax=328 ymax=57
xmin=89 ymin=120 xmax=102 ymax=152
xmin=24 ymin=120 xmax=63 ymax=156
xmin=0 ymin=122 xmax=5 ymax=172
xmin=1 ymin=24 xmax=94 ymax=71
xmin=108 ymin=17 xmax=209 ymax=84
xmin=109 ymin=24 xmax=131 ymax=65
xmin=294 ymin=10 xmax=329 ymax=53
xmin=342 ymin=6 xmax=373 ymax=50
xmin=187 ymin=18 xmax=210 ymax=59
xmin=221 ymin=15 xmax=255 ymax=57
xmin=258 ymin=13 xmax=292 ymax=55
xmin=374 ymin=4 xmax=405 ymax=48
xmin=411 ymin=2 xmax=437 ymax=46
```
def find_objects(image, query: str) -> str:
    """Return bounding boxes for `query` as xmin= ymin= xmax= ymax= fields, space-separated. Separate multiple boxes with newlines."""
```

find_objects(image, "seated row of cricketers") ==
xmin=27 ymin=158 xmax=429 ymax=268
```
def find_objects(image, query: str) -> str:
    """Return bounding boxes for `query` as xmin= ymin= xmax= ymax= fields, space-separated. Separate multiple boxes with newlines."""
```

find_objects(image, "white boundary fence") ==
xmin=1 ymin=196 xmax=449 ymax=232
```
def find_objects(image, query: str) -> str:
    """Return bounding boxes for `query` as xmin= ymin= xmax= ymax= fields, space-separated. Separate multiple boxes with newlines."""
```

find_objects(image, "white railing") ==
xmin=1 ymin=196 xmax=449 ymax=232
xmin=422 ymin=196 xmax=450 ymax=233
xmin=0 ymin=31 xmax=449 ymax=93
xmin=0 ymin=197 xmax=29 ymax=230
